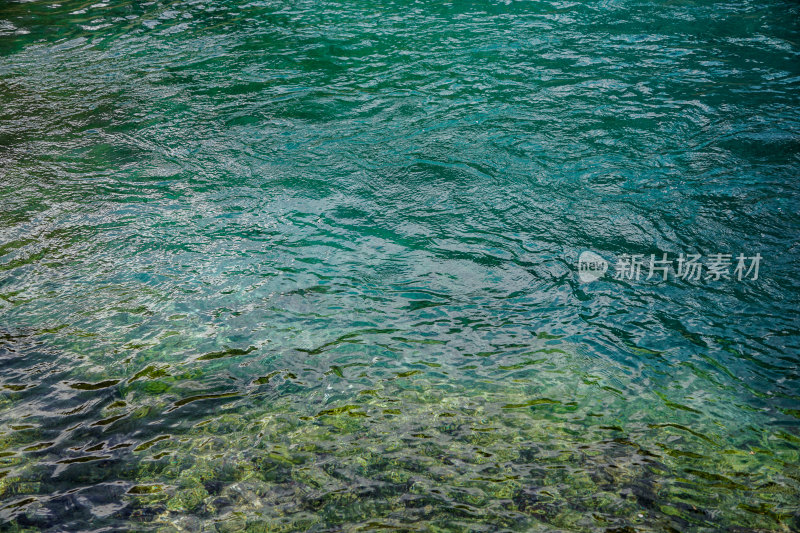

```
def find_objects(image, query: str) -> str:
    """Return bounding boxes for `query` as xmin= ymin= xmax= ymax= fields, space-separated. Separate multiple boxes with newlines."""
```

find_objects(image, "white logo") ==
xmin=578 ymin=251 xmax=608 ymax=283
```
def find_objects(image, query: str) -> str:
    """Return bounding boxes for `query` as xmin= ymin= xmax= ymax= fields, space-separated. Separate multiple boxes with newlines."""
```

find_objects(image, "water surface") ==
xmin=1 ymin=0 xmax=799 ymax=531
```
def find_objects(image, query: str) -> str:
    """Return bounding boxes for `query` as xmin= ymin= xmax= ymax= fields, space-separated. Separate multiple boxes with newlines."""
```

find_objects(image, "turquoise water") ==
xmin=1 ymin=0 xmax=799 ymax=530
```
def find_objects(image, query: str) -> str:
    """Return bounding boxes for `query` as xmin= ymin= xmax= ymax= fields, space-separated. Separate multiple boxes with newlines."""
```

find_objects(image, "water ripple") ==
xmin=1 ymin=0 xmax=799 ymax=530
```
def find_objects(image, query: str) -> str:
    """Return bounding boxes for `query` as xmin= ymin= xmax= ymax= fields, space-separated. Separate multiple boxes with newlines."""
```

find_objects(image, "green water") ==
xmin=1 ymin=0 xmax=799 ymax=531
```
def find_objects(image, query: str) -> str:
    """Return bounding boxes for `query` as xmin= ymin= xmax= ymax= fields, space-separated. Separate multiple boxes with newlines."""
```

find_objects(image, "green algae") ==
xmin=59 ymin=370 xmax=788 ymax=532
